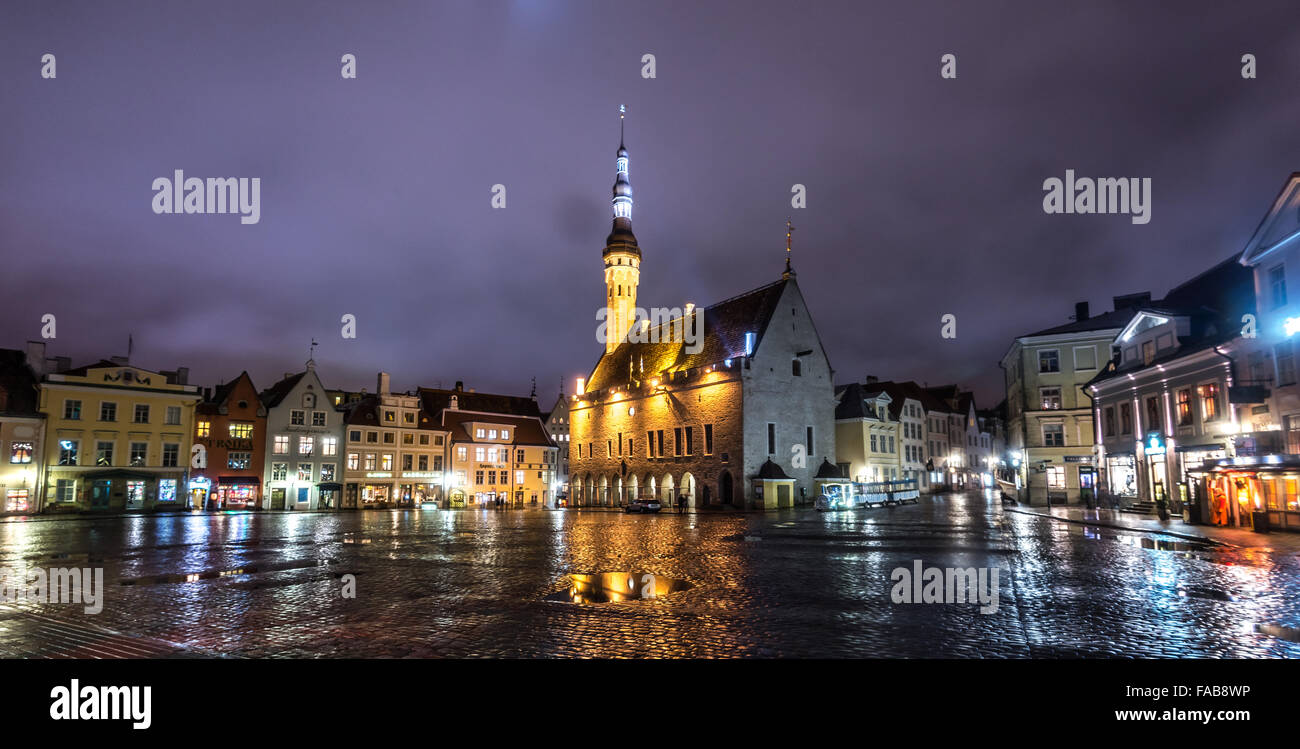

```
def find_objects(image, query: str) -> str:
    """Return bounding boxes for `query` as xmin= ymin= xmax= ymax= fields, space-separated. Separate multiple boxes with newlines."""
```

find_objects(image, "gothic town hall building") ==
xmin=569 ymin=122 xmax=836 ymax=510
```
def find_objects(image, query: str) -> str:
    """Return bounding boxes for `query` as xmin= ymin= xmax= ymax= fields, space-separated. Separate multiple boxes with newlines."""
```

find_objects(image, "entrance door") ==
xmin=126 ymin=481 xmax=146 ymax=510
xmin=270 ymin=488 xmax=285 ymax=510
xmin=297 ymin=487 xmax=309 ymax=508
xmin=1079 ymin=468 xmax=1095 ymax=503
xmin=1150 ymin=460 xmax=1167 ymax=503
xmin=719 ymin=472 xmax=733 ymax=505
xmin=91 ymin=480 xmax=111 ymax=509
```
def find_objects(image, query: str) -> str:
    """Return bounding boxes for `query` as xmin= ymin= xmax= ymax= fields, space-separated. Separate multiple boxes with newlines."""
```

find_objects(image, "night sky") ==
xmin=4 ymin=1 xmax=1300 ymax=407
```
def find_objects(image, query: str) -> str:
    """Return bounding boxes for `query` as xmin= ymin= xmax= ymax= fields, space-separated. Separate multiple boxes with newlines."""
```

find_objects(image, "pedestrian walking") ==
xmin=678 ymin=494 xmax=686 ymax=513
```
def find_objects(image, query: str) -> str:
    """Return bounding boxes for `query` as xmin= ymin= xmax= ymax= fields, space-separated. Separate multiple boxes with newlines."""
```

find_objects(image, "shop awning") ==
xmin=218 ymin=476 xmax=261 ymax=485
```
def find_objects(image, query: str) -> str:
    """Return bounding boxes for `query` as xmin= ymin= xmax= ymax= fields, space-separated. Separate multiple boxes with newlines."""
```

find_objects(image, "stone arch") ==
xmin=679 ymin=472 xmax=697 ymax=508
xmin=626 ymin=473 xmax=639 ymax=502
xmin=645 ymin=474 xmax=656 ymax=501
xmin=719 ymin=470 xmax=735 ymax=506
xmin=598 ymin=475 xmax=609 ymax=507
xmin=660 ymin=473 xmax=675 ymax=505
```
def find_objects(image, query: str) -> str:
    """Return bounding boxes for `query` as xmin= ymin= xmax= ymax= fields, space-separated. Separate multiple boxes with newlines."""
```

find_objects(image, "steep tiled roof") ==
xmin=419 ymin=388 xmax=541 ymax=420
xmin=440 ymin=410 xmax=554 ymax=447
xmin=259 ymin=372 xmax=306 ymax=408
xmin=585 ymin=279 xmax=789 ymax=392
xmin=198 ymin=372 xmax=259 ymax=415
xmin=0 ymin=349 xmax=40 ymax=416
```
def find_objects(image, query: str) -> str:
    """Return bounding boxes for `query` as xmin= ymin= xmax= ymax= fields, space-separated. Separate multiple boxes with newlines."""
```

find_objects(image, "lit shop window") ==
xmin=9 ymin=441 xmax=34 ymax=464
xmin=197 ymin=420 xmax=211 ymax=437
xmin=5 ymin=489 xmax=30 ymax=513
xmin=158 ymin=479 xmax=178 ymax=503
xmin=229 ymin=422 xmax=254 ymax=439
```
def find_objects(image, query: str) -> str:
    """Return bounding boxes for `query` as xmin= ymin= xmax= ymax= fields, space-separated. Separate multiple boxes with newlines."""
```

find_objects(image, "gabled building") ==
xmin=0 ymin=345 xmax=45 ymax=514
xmin=439 ymin=407 xmax=556 ymax=508
xmin=567 ymin=121 xmax=836 ymax=510
xmin=258 ymin=359 xmax=343 ymax=510
xmin=544 ymin=390 xmax=571 ymax=506
xmin=1001 ymin=299 xmax=1141 ymax=505
xmin=37 ymin=353 xmax=199 ymax=513
xmin=191 ymin=371 xmax=266 ymax=509
xmin=341 ymin=372 xmax=448 ymax=509
xmin=834 ymin=381 xmax=901 ymax=483
xmin=1085 ymin=256 xmax=1256 ymax=518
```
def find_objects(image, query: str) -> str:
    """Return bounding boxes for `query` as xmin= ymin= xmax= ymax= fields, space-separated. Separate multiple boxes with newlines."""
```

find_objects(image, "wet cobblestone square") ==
xmin=2 ymin=492 xmax=1298 ymax=658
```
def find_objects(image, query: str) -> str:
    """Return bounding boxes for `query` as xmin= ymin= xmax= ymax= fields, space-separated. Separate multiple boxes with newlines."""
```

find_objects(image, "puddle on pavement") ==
xmin=1074 ymin=526 xmax=1219 ymax=553
xmin=120 ymin=558 xmax=335 ymax=586
xmin=1251 ymin=622 xmax=1300 ymax=642
xmin=545 ymin=571 xmax=692 ymax=603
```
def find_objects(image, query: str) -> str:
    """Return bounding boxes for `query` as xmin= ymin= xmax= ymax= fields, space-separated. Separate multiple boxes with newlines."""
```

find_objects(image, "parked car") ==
xmin=625 ymin=498 xmax=662 ymax=513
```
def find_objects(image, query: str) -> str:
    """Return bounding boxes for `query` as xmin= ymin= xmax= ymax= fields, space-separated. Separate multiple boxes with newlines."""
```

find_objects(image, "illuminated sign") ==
xmin=402 ymin=472 xmax=443 ymax=479
xmin=1144 ymin=432 xmax=1165 ymax=456
xmin=365 ymin=472 xmax=394 ymax=479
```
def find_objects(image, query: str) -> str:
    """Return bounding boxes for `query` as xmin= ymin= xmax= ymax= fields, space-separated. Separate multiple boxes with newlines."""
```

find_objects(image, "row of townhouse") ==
xmin=1004 ymin=172 xmax=1300 ymax=532
xmin=832 ymin=377 xmax=1004 ymax=494
xmin=0 ymin=345 xmax=557 ymax=515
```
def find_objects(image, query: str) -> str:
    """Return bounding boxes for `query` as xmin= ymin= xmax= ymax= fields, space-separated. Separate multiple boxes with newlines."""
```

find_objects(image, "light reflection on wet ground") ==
xmin=0 ymin=492 xmax=1297 ymax=658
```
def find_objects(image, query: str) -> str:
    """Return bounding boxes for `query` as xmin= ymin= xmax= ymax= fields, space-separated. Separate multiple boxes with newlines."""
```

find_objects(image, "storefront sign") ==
xmin=1144 ymin=432 xmax=1166 ymax=456
xmin=402 ymin=472 xmax=443 ymax=479
xmin=1064 ymin=456 xmax=1092 ymax=463
xmin=365 ymin=472 xmax=393 ymax=479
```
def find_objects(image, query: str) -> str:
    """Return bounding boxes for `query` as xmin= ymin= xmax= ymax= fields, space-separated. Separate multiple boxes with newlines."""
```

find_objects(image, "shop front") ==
xmin=188 ymin=476 xmax=212 ymax=509
xmin=1174 ymin=442 xmax=1227 ymax=518
xmin=360 ymin=482 xmax=393 ymax=508
xmin=1190 ymin=456 xmax=1300 ymax=532
xmin=1104 ymin=452 xmax=1137 ymax=501
xmin=317 ymin=482 xmax=342 ymax=509
xmin=216 ymin=477 xmax=260 ymax=509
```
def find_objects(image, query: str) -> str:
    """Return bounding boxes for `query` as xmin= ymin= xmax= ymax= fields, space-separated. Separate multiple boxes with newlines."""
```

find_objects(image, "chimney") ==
xmin=454 ymin=380 xmax=464 ymax=391
xmin=865 ymin=375 xmax=878 ymax=384
xmin=449 ymin=394 xmax=459 ymax=410
xmin=24 ymin=341 xmax=46 ymax=376
xmin=377 ymin=372 xmax=391 ymax=395
xmin=1074 ymin=301 xmax=1089 ymax=322
xmin=110 ymin=355 xmax=128 ymax=365
xmin=176 ymin=367 xmax=189 ymax=385
xmin=54 ymin=356 xmax=70 ymax=373
xmin=204 ymin=387 xmax=212 ymax=401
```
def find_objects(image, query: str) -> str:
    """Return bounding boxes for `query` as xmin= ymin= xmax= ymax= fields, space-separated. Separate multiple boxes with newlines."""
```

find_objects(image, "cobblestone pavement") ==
xmin=1 ymin=491 xmax=1298 ymax=658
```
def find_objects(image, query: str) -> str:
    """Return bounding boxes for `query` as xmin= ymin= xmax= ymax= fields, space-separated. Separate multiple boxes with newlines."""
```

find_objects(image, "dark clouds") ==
xmin=3 ymin=1 xmax=1300 ymax=405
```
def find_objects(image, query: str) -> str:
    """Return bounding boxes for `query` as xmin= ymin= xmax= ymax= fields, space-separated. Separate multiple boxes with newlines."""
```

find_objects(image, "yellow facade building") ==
xmin=38 ymin=357 xmax=199 ymax=513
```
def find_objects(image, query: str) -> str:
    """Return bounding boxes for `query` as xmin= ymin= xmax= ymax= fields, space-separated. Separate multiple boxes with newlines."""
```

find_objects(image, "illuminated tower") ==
xmin=603 ymin=105 xmax=640 ymax=354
